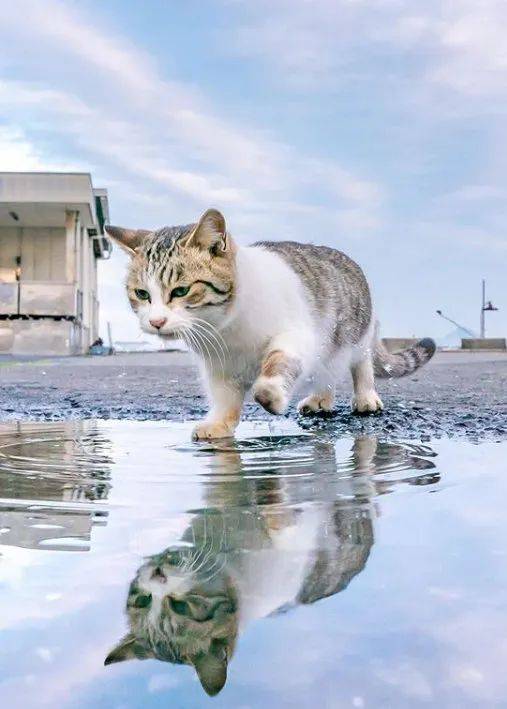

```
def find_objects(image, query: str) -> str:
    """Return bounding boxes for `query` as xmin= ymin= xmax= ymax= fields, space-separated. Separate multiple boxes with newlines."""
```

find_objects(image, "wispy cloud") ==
xmin=0 ymin=0 xmax=382 ymax=237
xmin=226 ymin=0 xmax=507 ymax=105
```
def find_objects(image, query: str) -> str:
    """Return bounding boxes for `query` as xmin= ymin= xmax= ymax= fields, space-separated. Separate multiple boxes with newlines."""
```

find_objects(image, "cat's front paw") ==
xmin=253 ymin=376 xmax=289 ymax=415
xmin=352 ymin=391 xmax=384 ymax=414
xmin=192 ymin=421 xmax=235 ymax=441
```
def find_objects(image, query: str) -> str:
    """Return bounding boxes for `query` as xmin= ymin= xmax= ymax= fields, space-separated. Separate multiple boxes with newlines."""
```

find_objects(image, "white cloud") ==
xmin=226 ymin=0 xmax=507 ymax=105
xmin=0 ymin=0 xmax=382 ymax=224
xmin=429 ymin=1 xmax=507 ymax=97
xmin=0 ymin=126 xmax=73 ymax=172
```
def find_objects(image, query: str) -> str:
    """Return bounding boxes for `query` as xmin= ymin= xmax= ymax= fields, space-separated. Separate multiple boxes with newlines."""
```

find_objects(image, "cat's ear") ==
xmin=182 ymin=209 xmax=228 ymax=254
xmin=192 ymin=644 xmax=228 ymax=697
xmin=104 ymin=633 xmax=148 ymax=665
xmin=105 ymin=225 xmax=151 ymax=256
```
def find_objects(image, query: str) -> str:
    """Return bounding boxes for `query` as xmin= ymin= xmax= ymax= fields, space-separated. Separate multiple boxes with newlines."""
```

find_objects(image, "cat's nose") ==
xmin=151 ymin=566 xmax=166 ymax=582
xmin=149 ymin=317 xmax=167 ymax=330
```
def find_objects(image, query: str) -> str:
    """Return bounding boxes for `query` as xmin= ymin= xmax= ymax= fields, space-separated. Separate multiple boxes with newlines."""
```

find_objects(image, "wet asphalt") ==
xmin=0 ymin=350 xmax=505 ymax=441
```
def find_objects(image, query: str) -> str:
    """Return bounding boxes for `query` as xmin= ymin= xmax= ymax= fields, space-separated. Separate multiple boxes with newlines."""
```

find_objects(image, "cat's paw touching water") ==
xmin=253 ymin=376 xmax=289 ymax=415
xmin=192 ymin=421 xmax=235 ymax=441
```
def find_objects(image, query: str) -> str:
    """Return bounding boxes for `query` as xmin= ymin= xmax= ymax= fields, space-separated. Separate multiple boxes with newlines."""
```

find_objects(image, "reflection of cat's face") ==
xmin=105 ymin=548 xmax=238 ymax=696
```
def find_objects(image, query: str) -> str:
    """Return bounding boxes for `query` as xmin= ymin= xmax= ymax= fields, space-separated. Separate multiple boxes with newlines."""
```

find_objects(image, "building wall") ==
xmin=0 ymin=320 xmax=80 ymax=356
xmin=0 ymin=219 xmax=100 ymax=355
xmin=0 ymin=227 xmax=66 ymax=282
xmin=22 ymin=228 xmax=66 ymax=281
xmin=0 ymin=227 xmax=20 ymax=282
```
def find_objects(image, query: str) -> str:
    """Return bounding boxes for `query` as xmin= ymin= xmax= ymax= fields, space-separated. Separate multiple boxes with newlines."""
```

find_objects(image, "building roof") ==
xmin=0 ymin=172 xmax=109 ymax=232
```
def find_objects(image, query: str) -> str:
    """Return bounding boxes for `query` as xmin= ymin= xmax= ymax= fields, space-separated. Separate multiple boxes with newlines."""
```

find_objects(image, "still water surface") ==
xmin=0 ymin=420 xmax=506 ymax=708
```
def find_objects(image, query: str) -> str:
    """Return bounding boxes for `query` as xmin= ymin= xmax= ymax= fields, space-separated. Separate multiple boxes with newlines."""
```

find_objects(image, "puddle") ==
xmin=0 ymin=420 xmax=506 ymax=707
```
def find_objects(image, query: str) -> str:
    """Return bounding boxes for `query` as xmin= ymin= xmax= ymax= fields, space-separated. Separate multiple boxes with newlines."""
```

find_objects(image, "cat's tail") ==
xmin=373 ymin=332 xmax=436 ymax=378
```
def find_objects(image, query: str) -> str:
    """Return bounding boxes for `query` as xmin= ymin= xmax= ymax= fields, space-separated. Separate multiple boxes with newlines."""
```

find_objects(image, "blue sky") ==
xmin=1 ymin=0 xmax=506 ymax=341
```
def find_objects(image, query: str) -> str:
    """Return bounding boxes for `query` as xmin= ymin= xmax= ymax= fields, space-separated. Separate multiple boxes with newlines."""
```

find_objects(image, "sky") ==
xmin=0 ymin=0 xmax=506 ymax=342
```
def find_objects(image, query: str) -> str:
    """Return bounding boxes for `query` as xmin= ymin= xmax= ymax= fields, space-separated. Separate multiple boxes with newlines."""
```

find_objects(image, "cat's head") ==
xmin=105 ymin=547 xmax=238 ymax=696
xmin=105 ymin=209 xmax=236 ymax=339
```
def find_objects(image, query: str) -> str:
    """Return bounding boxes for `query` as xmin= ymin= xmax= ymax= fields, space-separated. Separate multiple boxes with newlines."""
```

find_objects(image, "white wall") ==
xmin=21 ymin=228 xmax=66 ymax=281
xmin=0 ymin=220 xmax=99 ymax=353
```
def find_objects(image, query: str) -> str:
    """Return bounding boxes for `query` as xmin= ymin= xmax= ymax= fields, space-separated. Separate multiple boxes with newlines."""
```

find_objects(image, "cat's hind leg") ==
xmin=297 ymin=364 xmax=336 ymax=415
xmin=350 ymin=353 xmax=383 ymax=414
xmin=297 ymin=386 xmax=335 ymax=415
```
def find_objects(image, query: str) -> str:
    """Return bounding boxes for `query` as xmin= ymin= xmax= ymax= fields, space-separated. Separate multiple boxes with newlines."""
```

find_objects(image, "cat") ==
xmin=104 ymin=434 xmax=438 ymax=695
xmin=106 ymin=209 xmax=435 ymax=440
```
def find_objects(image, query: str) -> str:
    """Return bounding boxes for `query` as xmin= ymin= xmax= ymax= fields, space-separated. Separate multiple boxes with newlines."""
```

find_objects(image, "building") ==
xmin=0 ymin=172 xmax=111 ymax=355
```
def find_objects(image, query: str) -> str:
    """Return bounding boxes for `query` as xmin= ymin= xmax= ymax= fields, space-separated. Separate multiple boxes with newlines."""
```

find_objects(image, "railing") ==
xmin=0 ymin=282 xmax=79 ymax=318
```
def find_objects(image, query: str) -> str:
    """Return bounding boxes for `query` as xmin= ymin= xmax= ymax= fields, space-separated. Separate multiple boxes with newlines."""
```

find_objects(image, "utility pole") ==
xmin=480 ymin=279 xmax=499 ymax=338
xmin=480 ymin=279 xmax=485 ymax=339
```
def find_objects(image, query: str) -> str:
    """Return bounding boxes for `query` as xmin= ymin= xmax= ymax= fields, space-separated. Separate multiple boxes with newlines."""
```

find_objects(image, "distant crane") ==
xmin=437 ymin=279 xmax=499 ymax=340
xmin=436 ymin=310 xmax=476 ymax=338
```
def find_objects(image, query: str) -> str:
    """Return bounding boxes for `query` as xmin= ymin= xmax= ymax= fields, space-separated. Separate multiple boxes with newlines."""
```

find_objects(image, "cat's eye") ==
xmin=135 ymin=288 xmax=150 ymax=301
xmin=170 ymin=286 xmax=190 ymax=299
xmin=170 ymin=598 xmax=189 ymax=614
xmin=134 ymin=593 xmax=152 ymax=609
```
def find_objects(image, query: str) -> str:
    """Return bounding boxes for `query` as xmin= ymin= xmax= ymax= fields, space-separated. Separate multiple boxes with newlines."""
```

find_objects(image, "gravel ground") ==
xmin=0 ymin=350 xmax=506 ymax=441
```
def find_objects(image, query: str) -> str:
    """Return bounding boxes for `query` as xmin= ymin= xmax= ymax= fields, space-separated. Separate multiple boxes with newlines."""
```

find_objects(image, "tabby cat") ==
xmin=106 ymin=210 xmax=435 ymax=440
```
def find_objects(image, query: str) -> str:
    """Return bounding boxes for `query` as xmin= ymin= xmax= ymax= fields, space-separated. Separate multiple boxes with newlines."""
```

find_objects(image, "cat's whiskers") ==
xmin=191 ymin=329 xmax=215 ymax=368
xmin=193 ymin=333 xmax=228 ymax=380
xmin=181 ymin=330 xmax=221 ymax=386
xmin=194 ymin=555 xmax=227 ymax=585
xmin=181 ymin=329 xmax=205 ymax=363
xmin=192 ymin=516 xmax=227 ymax=583
xmin=187 ymin=517 xmax=216 ymax=576
xmin=189 ymin=325 xmax=226 ymax=379
xmin=185 ymin=516 xmax=209 ymax=574
xmin=191 ymin=317 xmax=229 ymax=358
xmin=174 ymin=329 xmax=198 ymax=360
xmin=189 ymin=329 xmax=226 ymax=383
xmin=191 ymin=326 xmax=227 ymax=367
xmin=189 ymin=319 xmax=226 ymax=358
xmin=189 ymin=532 xmax=215 ymax=576
xmin=181 ymin=325 xmax=209 ymax=362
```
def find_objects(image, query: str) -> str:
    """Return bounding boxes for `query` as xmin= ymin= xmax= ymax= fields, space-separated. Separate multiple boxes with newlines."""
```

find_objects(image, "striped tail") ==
xmin=374 ymin=337 xmax=436 ymax=378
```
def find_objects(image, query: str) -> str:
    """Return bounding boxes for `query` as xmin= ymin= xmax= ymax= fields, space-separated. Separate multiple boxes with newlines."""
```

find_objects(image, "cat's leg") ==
xmin=192 ymin=376 xmax=245 ymax=440
xmin=296 ymin=361 xmax=336 ymax=414
xmin=296 ymin=352 xmax=337 ymax=415
xmin=350 ymin=354 xmax=383 ymax=414
xmin=252 ymin=333 xmax=309 ymax=415
xmin=297 ymin=384 xmax=336 ymax=415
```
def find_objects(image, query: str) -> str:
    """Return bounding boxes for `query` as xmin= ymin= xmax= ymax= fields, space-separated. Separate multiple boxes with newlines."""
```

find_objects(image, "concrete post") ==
xmin=64 ymin=210 xmax=77 ymax=284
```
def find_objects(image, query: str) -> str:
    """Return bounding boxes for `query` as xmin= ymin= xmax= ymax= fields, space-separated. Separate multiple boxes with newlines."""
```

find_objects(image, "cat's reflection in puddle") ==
xmin=105 ymin=435 xmax=437 ymax=695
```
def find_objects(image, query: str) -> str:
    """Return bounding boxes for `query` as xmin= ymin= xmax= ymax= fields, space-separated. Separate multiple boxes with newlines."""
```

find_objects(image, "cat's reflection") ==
xmin=105 ymin=434 xmax=437 ymax=695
